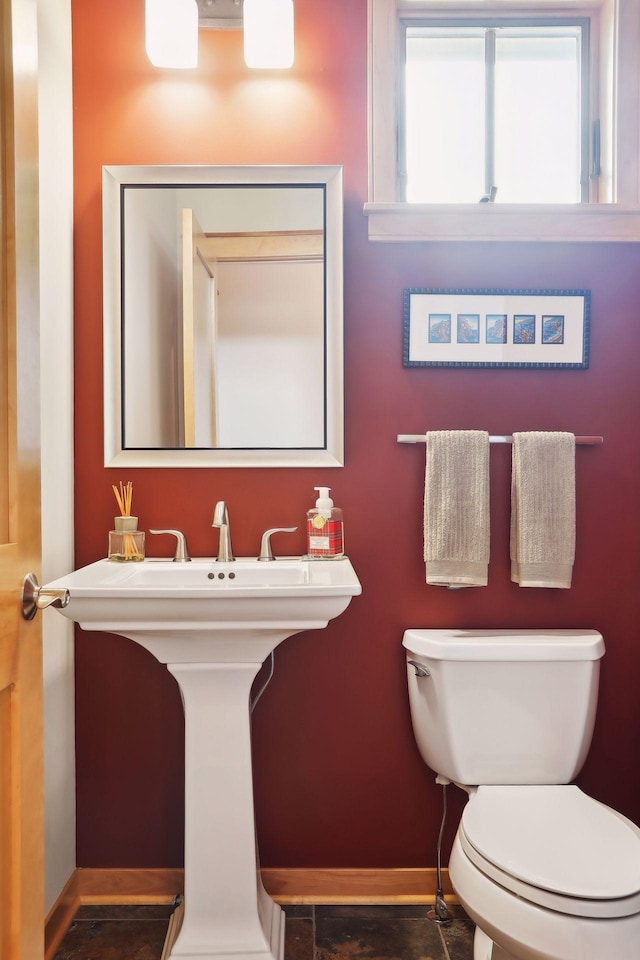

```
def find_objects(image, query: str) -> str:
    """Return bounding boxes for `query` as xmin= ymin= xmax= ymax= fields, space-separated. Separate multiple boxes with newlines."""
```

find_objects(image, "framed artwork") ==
xmin=403 ymin=288 xmax=590 ymax=368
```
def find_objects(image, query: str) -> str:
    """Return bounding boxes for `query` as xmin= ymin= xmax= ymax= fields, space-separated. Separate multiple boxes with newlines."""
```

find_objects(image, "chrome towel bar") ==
xmin=397 ymin=434 xmax=603 ymax=445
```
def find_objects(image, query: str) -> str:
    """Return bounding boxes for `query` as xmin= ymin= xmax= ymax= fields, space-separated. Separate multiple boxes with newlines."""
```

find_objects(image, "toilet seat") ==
xmin=459 ymin=785 xmax=640 ymax=919
xmin=450 ymin=834 xmax=640 ymax=960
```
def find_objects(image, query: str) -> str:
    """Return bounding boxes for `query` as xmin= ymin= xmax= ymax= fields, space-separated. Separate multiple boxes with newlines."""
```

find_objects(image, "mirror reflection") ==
xmin=103 ymin=166 xmax=344 ymax=468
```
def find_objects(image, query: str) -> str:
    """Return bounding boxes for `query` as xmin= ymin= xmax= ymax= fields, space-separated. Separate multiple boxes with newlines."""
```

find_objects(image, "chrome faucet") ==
xmin=212 ymin=501 xmax=235 ymax=562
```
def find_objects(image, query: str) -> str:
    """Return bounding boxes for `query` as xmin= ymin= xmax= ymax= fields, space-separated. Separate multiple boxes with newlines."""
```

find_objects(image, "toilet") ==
xmin=402 ymin=628 xmax=640 ymax=960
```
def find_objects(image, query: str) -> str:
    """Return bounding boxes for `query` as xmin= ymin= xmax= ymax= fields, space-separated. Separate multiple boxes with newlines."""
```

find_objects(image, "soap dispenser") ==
xmin=306 ymin=487 xmax=344 ymax=559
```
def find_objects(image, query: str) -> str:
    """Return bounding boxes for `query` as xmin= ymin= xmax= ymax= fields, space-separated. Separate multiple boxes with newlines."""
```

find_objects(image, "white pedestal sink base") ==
xmin=166 ymin=659 xmax=284 ymax=960
xmin=44 ymin=558 xmax=362 ymax=960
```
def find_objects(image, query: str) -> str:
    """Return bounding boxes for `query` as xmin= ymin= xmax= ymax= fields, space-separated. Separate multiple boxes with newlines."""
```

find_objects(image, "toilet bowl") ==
xmin=451 ymin=785 xmax=640 ymax=960
xmin=402 ymin=629 xmax=640 ymax=960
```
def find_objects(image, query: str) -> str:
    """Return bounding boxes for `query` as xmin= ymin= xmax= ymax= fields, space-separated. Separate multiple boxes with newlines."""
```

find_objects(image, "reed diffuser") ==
xmin=108 ymin=481 xmax=145 ymax=561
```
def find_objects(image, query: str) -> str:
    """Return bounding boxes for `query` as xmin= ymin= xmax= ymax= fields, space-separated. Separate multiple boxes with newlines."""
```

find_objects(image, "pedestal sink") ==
xmin=45 ymin=556 xmax=361 ymax=960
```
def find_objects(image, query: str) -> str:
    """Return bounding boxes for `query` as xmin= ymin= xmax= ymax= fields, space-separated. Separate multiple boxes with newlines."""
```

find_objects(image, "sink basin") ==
xmin=45 ymin=554 xmax=361 ymax=960
xmin=45 ymin=556 xmax=362 ymax=662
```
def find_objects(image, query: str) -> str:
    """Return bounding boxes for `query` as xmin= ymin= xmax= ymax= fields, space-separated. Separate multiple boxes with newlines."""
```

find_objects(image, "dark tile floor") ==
xmin=54 ymin=902 xmax=475 ymax=960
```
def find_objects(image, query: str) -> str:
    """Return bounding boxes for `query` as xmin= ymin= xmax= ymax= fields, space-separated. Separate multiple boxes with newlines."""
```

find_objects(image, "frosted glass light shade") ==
xmin=145 ymin=0 xmax=199 ymax=69
xmin=243 ymin=0 xmax=294 ymax=69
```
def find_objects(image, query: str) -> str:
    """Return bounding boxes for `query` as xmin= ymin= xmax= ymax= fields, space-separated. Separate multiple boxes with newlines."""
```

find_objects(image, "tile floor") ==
xmin=54 ymin=902 xmax=475 ymax=960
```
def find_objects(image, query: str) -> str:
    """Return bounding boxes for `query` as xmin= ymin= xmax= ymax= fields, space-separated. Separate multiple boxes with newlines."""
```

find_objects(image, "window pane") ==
xmin=405 ymin=34 xmax=485 ymax=203
xmin=494 ymin=34 xmax=581 ymax=203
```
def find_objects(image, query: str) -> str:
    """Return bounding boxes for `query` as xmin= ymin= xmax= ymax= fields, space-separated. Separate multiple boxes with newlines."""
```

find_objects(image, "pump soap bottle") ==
xmin=306 ymin=487 xmax=344 ymax=559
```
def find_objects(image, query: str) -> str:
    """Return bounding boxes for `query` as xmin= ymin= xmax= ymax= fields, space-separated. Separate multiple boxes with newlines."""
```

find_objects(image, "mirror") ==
xmin=103 ymin=165 xmax=344 ymax=467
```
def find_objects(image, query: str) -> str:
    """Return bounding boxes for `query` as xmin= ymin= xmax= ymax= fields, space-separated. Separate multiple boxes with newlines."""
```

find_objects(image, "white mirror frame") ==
xmin=103 ymin=164 xmax=344 ymax=467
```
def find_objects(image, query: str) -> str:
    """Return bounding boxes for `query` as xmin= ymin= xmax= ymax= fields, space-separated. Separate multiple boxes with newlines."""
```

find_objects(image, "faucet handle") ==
xmin=149 ymin=529 xmax=191 ymax=562
xmin=258 ymin=527 xmax=298 ymax=562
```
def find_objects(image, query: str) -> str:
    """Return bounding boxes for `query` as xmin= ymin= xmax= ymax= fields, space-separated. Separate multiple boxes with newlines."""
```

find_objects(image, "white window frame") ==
xmin=365 ymin=0 xmax=640 ymax=242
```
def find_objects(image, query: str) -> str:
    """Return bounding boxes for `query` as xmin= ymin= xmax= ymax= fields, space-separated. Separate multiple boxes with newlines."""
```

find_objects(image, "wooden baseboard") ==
xmin=44 ymin=871 xmax=80 ymax=960
xmin=261 ymin=867 xmax=456 ymax=904
xmin=44 ymin=868 xmax=184 ymax=960
xmin=75 ymin=867 xmax=185 ymax=903
xmin=45 ymin=866 xmax=456 ymax=956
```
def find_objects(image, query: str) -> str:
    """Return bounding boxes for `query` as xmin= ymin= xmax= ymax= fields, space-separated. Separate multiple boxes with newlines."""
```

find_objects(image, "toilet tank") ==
xmin=403 ymin=629 xmax=605 ymax=785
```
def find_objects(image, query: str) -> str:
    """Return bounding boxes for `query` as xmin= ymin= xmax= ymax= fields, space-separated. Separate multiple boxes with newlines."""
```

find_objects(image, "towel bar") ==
xmin=397 ymin=434 xmax=604 ymax=445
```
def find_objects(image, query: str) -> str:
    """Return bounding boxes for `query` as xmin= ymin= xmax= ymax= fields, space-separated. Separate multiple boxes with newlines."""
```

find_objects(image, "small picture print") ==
xmin=486 ymin=314 xmax=508 ymax=344
xmin=429 ymin=313 xmax=451 ymax=343
xmin=457 ymin=313 xmax=480 ymax=343
xmin=513 ymin=314 xmax=536 ymax=344
xmin=542 ymin=315 xmax=565 ymax=344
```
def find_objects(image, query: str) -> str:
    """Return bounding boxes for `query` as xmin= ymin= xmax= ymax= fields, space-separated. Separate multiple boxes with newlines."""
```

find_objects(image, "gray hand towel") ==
xmin=511 ymin=431 xmax=576 ymax=588
xmin=424 ymin=430 xmax=490 ymax=587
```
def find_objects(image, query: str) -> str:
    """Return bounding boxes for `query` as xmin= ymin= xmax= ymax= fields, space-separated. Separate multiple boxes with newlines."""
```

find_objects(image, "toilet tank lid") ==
xmin=402 ymin=629 xmax=604 ymax=661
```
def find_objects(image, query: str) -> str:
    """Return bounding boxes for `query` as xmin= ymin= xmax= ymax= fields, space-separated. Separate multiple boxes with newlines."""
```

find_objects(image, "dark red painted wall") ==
xmin=72 ymin=0 xmax=640 ymax=869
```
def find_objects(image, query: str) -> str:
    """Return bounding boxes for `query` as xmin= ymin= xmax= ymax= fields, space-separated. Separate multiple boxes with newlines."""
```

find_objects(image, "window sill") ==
xmin=363 ymin=203 xmax=640 ymax=243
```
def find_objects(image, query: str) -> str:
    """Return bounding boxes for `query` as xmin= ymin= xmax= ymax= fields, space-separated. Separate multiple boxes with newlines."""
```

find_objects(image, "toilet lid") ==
xmin=461 ymin=785 xmax=640 ymax=901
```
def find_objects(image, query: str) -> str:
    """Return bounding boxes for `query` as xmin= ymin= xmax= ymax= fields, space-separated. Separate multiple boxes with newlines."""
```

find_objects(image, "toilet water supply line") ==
xmin=431 ymin=777 xmax=453 ymax=925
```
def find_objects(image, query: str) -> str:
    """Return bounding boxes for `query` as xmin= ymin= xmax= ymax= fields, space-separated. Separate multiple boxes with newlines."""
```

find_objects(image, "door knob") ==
xmin=21 ymin=572 xmax=70 ymax=621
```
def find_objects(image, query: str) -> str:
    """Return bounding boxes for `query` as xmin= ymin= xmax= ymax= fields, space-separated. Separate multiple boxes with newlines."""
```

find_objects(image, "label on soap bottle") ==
xmin=307 ymin=516 xmax=344 ymax=557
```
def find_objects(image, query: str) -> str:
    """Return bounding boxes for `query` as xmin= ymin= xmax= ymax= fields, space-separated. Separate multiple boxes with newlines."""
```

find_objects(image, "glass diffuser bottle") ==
xmin=109 ymin=481 xmax=145 ymax=561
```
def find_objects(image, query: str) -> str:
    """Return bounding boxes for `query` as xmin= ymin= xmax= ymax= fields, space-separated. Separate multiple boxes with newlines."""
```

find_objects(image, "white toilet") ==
xmin=402 ymin=628 xmax=640 ymax=960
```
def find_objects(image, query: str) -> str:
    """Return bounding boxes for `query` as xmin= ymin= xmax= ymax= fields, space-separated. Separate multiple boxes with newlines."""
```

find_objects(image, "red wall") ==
xmin=72 ymin=0 xmax=640 ymax=869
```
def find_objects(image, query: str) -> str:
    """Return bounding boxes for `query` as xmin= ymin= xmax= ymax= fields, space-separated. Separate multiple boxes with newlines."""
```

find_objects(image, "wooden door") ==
xmin=0 ymin=0 xmax=43 ymax=956
xmin=181 ymin=207 xmax=218 ymax=447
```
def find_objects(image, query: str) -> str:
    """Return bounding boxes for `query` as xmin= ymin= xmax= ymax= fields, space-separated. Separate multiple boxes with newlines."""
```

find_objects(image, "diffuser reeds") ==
xmin=112 ymin=480 xmax=133 ymax=517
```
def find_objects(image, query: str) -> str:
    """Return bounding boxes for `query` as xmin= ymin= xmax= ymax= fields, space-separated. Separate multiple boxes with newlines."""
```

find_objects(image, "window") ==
xmin=366 ymin=0 xmax=640 ymax=243
xmin=402 ymin=21 xmax=589 ymax=204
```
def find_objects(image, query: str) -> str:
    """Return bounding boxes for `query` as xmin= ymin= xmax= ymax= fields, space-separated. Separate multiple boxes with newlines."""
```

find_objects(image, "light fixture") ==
xmin=243 ymin=0 xmax=294 ymax=69
xmin=145 ymin=0 xmax=199 ymax=69
xmin=146 ymin=0 xmax=295 ymax=71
